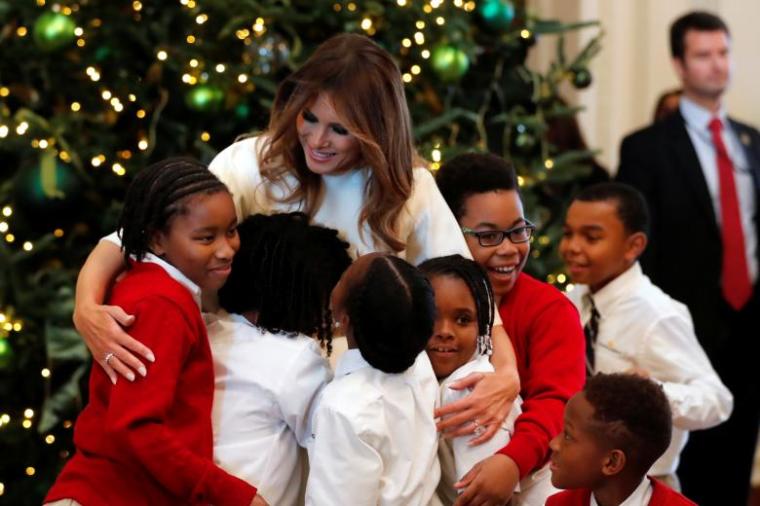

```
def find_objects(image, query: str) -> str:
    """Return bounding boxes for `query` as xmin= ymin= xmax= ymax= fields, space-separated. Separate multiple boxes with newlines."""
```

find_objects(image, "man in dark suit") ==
xmin=617 ymin=11 xmax=760 ymax=506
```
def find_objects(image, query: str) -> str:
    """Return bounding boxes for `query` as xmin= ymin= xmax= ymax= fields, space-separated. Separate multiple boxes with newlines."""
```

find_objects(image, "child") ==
xmin=419 ymin=254 xmax=523 ymax=505
xmin=45 ymin=158 xmax=261 ymax=505
xmin=435 ymin=153 xmax=584 ymax=505
xmin=210 ymin=212 xmax=352 ymax=506
xmin=558 ymin=182 xmax=732 ymax=487
xmin=305 ymin=253 xmax=440 ymax=505
xmin=547 ymin=373 xmax=696 ymax=506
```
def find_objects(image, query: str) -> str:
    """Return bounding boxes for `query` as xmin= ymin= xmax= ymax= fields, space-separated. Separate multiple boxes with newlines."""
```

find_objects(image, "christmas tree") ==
xmin=0 ymin=0 xmax=600 ymax=502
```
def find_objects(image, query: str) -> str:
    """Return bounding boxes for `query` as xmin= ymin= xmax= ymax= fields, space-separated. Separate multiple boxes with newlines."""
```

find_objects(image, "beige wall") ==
xmin=527 ymin=0 xmax=760 ymax=173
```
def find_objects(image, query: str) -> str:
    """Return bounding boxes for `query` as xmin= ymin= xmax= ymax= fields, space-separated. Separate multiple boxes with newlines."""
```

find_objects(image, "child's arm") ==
xmin=306 ymin=401 xmax=382 ymax=506
xmin=73 ymin=238 xmax=155 ymax=383
xmin=639 ymin=314 xmax=733 ymax=429
xmin=276 ymin=341 xmax=332 ymax=447
xmin=453 ymin=454 xmax=520 ymax=506
xmin=106 ymin=297 xmax=257 ymax=506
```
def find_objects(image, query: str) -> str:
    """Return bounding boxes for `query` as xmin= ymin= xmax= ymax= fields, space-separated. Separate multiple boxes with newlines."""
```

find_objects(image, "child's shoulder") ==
xmin=112 ymin=262 xmax=197 ymax=311
xmin=506 ymin=273 xmax=577 ymax=314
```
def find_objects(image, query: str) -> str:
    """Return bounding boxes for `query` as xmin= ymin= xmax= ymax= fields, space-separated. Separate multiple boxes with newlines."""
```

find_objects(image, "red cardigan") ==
xmin=45 ymin=262 xmax=257 ymax=506
xmin=546 ymin=477 xmax=697 ymax=506
xmin=496 ymin=273 xmax=586 ymax=478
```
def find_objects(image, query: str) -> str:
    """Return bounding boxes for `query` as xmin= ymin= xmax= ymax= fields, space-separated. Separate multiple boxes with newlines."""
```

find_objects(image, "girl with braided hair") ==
xmin=306 ymin=253 xmax=440 ymax=504
xmin=45 ymin=158 xmax=264 ymax=506
xmin=72 ymin=32 xmax=519 ymax=445
xmin=419 ymin=254 xmax=526 ymax=505
xmin=210 ymin=212 xmax=351 ymax=506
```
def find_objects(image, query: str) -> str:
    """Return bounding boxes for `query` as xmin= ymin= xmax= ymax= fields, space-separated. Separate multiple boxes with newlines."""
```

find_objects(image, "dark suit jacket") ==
xmin=616 ymin=110 xmax=760 ymax=355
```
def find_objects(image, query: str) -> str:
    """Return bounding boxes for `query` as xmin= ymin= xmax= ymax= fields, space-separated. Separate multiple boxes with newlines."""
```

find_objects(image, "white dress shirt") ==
xmin=589 ymin=476 xmax=652 ymax=506
xmin=567 ymin=262 xmax=733 ymax=475
xmin=208 ymin=311 xmax=332 ymax=506
xmin=208 ymin=136 xmax=470 ymax=264
xmin=305 ymin=349 xmax=441 ymax=506
xmin=680 ymin=96 xmax=757 ymax=283
xmin=437 ymin=354 xmax=522 ymax=505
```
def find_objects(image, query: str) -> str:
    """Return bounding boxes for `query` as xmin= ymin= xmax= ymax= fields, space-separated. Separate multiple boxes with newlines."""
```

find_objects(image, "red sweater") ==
xmin=45 ymin=262 xmax=257 ymax=506
xmin=496 ymin=273 xmax=586 ymax=478
xmin=546 ymin=477 xmax=697 ymax=506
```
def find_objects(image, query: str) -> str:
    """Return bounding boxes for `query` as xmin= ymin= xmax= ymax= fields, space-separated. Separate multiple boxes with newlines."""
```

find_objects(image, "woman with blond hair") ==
xmin=73 ymin=33 xmax=519 ymax=445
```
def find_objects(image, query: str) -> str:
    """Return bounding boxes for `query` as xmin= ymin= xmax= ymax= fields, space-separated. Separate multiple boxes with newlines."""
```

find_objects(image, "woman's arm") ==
xmin=434 ymin=324 xmax=520 ymax=444
xmin=73 ymin=239 xmax=154 ymax=383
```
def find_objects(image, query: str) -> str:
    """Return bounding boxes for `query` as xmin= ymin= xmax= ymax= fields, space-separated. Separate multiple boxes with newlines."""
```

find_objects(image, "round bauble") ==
xmin=431 ymin=44 xmax=470 ymax=82
xmin=33 ymin=11 xmax=76 ymax=52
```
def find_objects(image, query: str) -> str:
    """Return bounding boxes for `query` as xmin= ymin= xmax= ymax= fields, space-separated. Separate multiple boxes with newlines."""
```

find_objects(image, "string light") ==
xmin=189 ymin=59 xmax=199 ymax=68
xmin=0 ymin=125 xmax=8 ymax=138
xmin=91 ymin=154 xmax=106 ymax=167
xmin=565 ymin=283 xmax=576 ymax=293
xmin=16 ymin=122 xmax=29 ymax=135
xmin=77 ymin=38 xmax=86 ymax=47
xmin=237 ymin=74 xmax=248 ymax=83
xmin=54 ymin=228 xmax=64 ymax=237
xmin=195 ymin=13 xmax=208 ymax=24
xmin=186 ymin=35 xmax=196 ymax=44
xmin=200 ymin=131 xmax=211 ymax=142
xmin=436 ymin=16 xmax=445 ymax=25
xmin=215 ymin=63 xmax=225 ymax=73
xmin=414 ymin=32 xmax=425 ymax=45
xmin=520 ymin=29 xmax=531 ymax=39
xmin=421 ymin=49 xmax=431 ymax=59
xmin=138 ymin=139 xmax=149 ymax=150
xmin=0 ymin=87 xmax=9 ymax=97
xmin=544 ymin=159 xmax=554 ymax=169
xmin=71 ymin=102 xmax=81 ymax=112
xmin=416 ymin=21 xmax=425 ymax=29
xmin=361 ymin=18 xmax=372 ymax=31
xmin=22 ymin=419 xmax=32 ymax=429
xmin=112 ymin=163 xmax=126 ymax=176
xmin=333 ymin=3 xmax=341 ymax=11
xmin=411 ymin=64 xmax=421 ymax=75
xmin=25 ymin=467 xmax=35 ymax=476
xmin=45 ymin=435 xmax=55 ymax=444
xmin=24 ymin=409 xmax=34 ymax=419
xmin=517 ymin=175 xmax=525 ymax=187
xmin=397 ymin=0 xmax=407 ymax=5
xmin=41 ymin=368 xmax=51 ymax=378
xmin=156 ymin=50 xmax=168 ymax=61
xmin=16 ymin=27 xmax=28 ymax=37
xmin=402 ymin=38 xmax=412 ymax=48
xmin=132 ymin=0 xmax=142 ymax=11
xmin=557 ymin=273 xmax=567 ymax=283
xmin=402 ymin=73 xmax=412 ymax=83
xmin=136 ymin=109 xmax=146 ymax=118
xmin=0 ymin=223 xmax=7 ymax=232
xmin=252 ymin=17 xmax=265 ymax=34
xmin=2 ymin=206 xmax=12 ymax=217
xmin=347 ymin=2 xmax=357 ymax=11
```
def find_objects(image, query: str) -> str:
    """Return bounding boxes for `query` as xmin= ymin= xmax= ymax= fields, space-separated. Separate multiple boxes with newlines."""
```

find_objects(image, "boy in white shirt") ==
xmin=306 ymin=253 xmax=441 ymax=506
xmin=418 ymin=254 xmax=523 ymax=505
xmin=558 ymin=182 xmax=733 ymax=488
xmin=210 ymin=212 xmax=352 ymax=506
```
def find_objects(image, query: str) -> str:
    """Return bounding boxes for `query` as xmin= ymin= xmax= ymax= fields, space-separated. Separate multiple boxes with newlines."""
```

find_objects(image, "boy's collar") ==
xmin=584 ymin=262 xmax=643 ymax=317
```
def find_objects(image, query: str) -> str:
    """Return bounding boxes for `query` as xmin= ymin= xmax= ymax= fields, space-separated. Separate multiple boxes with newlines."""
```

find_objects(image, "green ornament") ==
xmin=234 ymin=103 xmax=251 ymax=120
xmin=572 ymin=68 xmax=593 ymax=89
xmin=511 ymin=123 xmax=538 ymax=154
xmin=33 ymin=11 xmax=76 ymax=52
xmin=185 ymin=84 xmax=225 ymax=112
xmin=478 ymin=0 xmax=515 ymax=31
xmin=0 ymin=339 xmax=13 ymax=369
xmin=13 ymin=152 xmax=84 ymax=232
xmin=431 ymin=44 xmax=470 ymax=82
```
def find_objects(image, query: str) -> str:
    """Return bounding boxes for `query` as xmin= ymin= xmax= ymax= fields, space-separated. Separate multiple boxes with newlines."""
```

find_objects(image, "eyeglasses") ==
xmin=461 ymin=221 xmax=536 ymax=247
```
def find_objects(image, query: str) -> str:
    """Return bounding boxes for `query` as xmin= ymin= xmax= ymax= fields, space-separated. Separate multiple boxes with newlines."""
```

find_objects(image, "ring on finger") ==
xmin=104 ymin=352 xmax=115 ymax=365
xmin=472 ymin=419 xmax=487 ymax=436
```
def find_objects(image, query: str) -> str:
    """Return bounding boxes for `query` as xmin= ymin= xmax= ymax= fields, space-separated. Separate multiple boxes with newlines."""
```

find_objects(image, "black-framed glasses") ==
xmin=461 ymin=221 xmax=536 ymax=247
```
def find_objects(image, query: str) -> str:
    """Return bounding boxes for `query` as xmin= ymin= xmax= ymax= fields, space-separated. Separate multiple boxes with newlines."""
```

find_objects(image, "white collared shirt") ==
xmin=680 ymin=96 xmax=757 ymax=283
xmin=141 ymin=252 xmax=202 ymax=309
xmin=208 ymin=311 xmax=332 ymax=506
xmin=306 ymin=349 xmax=441 ymax=506
xmin=567 ymin=263 xmax=734 ymax=475
xmin=437 ymin=354 xmax=522 ymax=504
xmin=590 ymin=476 xmax=652 ymax=506
xmin=208 ymin=136 xmax=470 ymax=264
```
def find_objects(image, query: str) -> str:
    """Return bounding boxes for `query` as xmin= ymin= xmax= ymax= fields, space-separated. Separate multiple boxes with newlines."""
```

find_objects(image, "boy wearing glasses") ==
xmin=435 ymin=153 xmax=585 ymax=505
xmin=558 ymin=182 xmax=732 ymax=491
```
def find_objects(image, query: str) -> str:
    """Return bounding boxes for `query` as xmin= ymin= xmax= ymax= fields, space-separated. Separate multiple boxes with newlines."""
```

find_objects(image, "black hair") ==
xmin=573 ymin=182 xmax=650 ymax=236
xmin=584 ymin=373 xmax=672 ymax=476
xmin=118 ymin=157 xmax=228 ymax=266
xmin=418 ymin=254 xmax=495 ymax=346
xmin=670 ymin=11 xmax=729 ymax=60
xmin=345 ymin=255 xmax=435 ymax=373
xmin=218 ymin=212 xmax=351 ymax=353
xmin=435 ymin=152 xmax=518 ymax=220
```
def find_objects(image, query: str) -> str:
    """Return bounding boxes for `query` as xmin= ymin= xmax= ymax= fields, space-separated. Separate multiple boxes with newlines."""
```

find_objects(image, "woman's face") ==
xmin=296 ymin=92 xmax=362 ymax=175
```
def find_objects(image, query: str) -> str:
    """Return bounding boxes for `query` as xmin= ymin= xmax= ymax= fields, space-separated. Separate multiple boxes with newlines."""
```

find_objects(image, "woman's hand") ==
xmin=435 ymin=366 xmax=520 ymax=445
xmin=73 ymin=301 xmax=154 ymax=384
xmin=453 ymin=454 xmax=519 ymax=506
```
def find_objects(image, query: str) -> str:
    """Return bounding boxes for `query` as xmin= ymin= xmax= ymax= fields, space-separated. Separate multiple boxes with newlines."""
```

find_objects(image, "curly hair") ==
xmin=584 ymin=372 xmax=672 ymax=475
xmin=418 ymin=254 xmax=494 ymax=344
xmin=344 ymin=255 xmax=435 ymax=373
xmin=435 ymin=152 xmax=518 ymax=220
xmin=217 ymin=212 xmax=351 ymax=353
xmin=117 ymin=157 xmax=228 ymax=266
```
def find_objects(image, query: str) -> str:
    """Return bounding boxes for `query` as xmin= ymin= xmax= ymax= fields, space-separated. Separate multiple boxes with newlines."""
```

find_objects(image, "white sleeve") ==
xmin=305 ymin=402 xmax=383 ymax=506
xmin=406 ymin=168 xmax=472 ymax=265
xmin=101 ymin=230 xmax=121 ymax=247
xmin=208 ymin=137 xmax=268 ymax=220
xmin=640 ymin=315 xmax=733 ymax=430
xmin=275 ymin=342 xmax=333 ymax=448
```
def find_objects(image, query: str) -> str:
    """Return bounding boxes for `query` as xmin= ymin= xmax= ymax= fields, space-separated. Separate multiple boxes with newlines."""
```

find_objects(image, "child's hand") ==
xmin=250 ymin=494 xmax=270 ymax=506
xmin=453 ymin=454 xmax=519 ymax=505
xmin=434 ymin=368 xmax=519 ymax=445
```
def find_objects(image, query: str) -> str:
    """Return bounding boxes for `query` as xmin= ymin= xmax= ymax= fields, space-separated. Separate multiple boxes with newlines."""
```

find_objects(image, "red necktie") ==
xmin=708 ymin=117 xmax=752 ymax=310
